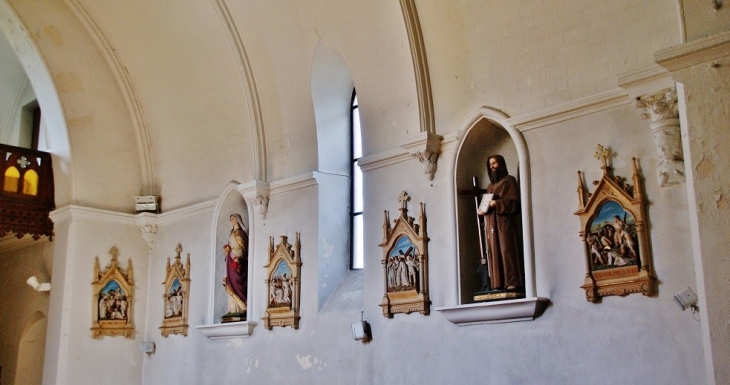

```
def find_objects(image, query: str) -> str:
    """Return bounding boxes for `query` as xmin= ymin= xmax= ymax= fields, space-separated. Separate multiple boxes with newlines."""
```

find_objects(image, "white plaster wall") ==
xmin=51 ymin=218 xmax=149 ymax=385
xmin=524 ymin=105 xmax=703 ymax=383
xmin=417 ymin=0 xmax=681 ymax=128
xmin=682 ymin=0 xmax=730 ymax=41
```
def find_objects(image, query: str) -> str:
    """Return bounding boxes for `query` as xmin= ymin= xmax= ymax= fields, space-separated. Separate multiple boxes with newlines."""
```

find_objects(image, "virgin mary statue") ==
xmin=223 ymin=213 xmax=248 ymax=321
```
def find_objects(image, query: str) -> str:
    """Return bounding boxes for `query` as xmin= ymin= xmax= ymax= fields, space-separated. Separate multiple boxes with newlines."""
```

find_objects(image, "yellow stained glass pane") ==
xmin=23 ymin=169 xmax=38 ymax=195
xmin=4 ymin=167 xmax=19 ymax=193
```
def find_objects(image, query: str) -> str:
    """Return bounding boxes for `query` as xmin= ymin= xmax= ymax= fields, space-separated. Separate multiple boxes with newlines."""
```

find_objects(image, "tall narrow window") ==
xmin=351 ymin=90 xmax=364 ymax=269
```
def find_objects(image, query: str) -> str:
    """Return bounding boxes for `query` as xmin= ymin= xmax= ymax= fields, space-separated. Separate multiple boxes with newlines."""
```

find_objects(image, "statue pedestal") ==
xmin=221 ymin=312 xmax=246 ymax=323
xmin=473 ymin=290 xmax=524 ymax=302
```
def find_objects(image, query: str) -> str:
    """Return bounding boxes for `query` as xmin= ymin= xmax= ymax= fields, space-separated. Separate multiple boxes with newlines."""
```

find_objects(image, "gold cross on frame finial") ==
xmin=109 ymin=246 xmax=119 ymax=260
xmin=398 ymin=190 xmax=410 ymax=209
xmin=594 ymin=144 xmax=610 ymax=171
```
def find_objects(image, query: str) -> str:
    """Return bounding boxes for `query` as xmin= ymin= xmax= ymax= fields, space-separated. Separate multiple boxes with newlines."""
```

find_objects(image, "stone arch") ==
xmin=452 ymin=107 xmax=535 ymax=304
xmin=0 ymin=0 xmax=73 ymax=205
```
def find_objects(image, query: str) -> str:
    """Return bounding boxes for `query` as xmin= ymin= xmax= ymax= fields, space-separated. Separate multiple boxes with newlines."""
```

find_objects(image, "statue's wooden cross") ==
xmin=459 ymin=176 xmax=488 ymax=266
xmin=459 ymin=176 xmax=488 ymax=199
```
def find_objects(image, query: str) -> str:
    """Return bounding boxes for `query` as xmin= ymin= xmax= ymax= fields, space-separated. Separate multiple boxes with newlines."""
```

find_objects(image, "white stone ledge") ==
xmin=435 ymin=297 xmax=550 ymax=326
xmin=656 ymin=29 xmax=730 ymax=71
xmin=195 ymin=321 xmax=257 ymax=339
xmin=507 ymin=89 xmax=629 ymax=132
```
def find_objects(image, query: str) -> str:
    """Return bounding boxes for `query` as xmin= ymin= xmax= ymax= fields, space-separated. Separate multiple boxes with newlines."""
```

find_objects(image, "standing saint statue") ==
xmin=477 ymin=155 xmax=524 ymax=293
xmin=222 ymin=214 xmax=248 ymax=321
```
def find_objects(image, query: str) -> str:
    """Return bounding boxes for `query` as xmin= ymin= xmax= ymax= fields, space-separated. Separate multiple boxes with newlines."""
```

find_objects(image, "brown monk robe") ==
xmin=480 ymin=155 xmax=524 ymax=291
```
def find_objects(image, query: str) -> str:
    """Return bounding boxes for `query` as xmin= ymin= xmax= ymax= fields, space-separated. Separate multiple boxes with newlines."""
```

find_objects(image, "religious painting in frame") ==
xmin=160 ymin=243 xmax=191 ymax=337
xmin=574 ymin=145 xmax=656 ymax=302
xmin=378 ymin=191 xmax=430 ymax=317
xmin=91 ymin=246 xmax=135 ymax=338
xmin=261 ymin=233 xmax=302 ymax=329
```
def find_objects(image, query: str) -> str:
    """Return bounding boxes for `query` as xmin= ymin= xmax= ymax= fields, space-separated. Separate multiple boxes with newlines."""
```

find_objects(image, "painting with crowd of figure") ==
xmin=379 ymin=191 xmax=430 ymax=317
xmin=91 ymin=246 xmax=135 ymax=338
xmin=160 ymin=243 xmax=191 ymax=337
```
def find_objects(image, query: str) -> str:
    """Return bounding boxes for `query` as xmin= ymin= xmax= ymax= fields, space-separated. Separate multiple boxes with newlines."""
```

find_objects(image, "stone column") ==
xmin=633 ymin=88 xmax=685 ymax=187
xmin=657 ymin=30 xmax=730 ymax=385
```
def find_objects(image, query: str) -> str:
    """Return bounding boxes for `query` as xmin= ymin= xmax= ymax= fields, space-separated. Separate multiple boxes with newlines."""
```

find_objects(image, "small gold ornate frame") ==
xmin=160 ymin=243 xmax=191 ymax=337
xmin=91 ymin=246 xmax=135 ymax=338
xmin=574 ymin=145 xmax=656 ymax=302
xmin=379 ymin=191 xmax=430 ymax=317
xmin=262 ymin=233 xmax=302 ymax=329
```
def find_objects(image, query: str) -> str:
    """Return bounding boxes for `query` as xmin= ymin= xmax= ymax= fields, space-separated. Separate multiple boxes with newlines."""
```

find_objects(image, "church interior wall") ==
xmin=50 ymin=217 xmax=149 ymax=385
xmin=0 ymin=0 xmax=726 ymax=384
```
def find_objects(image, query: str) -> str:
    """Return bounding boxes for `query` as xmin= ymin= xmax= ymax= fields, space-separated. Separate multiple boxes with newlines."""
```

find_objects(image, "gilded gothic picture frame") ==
xmin=91 ymin=246 xmax=135 ymax=338
xmin=262 ymin=233 xmax=302 ymax=329
xmin=574 ymin=145 xmax=656 ymax=302
xmin=379 ymin=191 xmax=430 ymax=317
xmin=160 ymin=243 xmax=191 ymax=337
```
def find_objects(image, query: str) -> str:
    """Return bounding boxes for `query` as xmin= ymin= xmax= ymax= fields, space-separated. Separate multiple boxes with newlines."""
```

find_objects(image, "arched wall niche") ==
xmin=209 ymin=182 xmax=251 ymax=323
xmin=452 ymin=107 xmax=535 ymax=304
xmin=0 ymin=0 xmax=72 ymax=206
xmin=310 ymin=40 xmax=362 ymax=312
xmin=15 ymin=311 xmax=47 ymax=385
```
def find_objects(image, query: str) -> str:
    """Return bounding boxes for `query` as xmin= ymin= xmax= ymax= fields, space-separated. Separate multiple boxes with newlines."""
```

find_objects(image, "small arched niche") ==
xmin=15 ymin=311 xmax=47 ymax=385
xmin=197 ymin=182 xmax=258 ymax=339
xmin=440 ymin=108 xmax=546 ymax=324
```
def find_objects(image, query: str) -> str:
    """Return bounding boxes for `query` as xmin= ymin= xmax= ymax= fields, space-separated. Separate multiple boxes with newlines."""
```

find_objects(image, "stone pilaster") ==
xmin=399 ymin=132 xmax=443 ymax=181
xmin=634 ymin=88 xmax=685 ymax=187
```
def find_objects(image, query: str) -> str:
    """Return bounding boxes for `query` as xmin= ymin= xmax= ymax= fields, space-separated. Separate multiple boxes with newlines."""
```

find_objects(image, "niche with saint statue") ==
xmin=455 ymin=116 xmax=528 ymax=304
xmin=214 ymin=190 xmax=251 ymax=323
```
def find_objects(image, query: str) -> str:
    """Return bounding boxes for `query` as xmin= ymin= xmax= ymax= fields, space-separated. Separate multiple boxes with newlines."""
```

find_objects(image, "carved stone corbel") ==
xmin=135 ymin=214 xmax=158 ymax=248
xmin=399 ymin=132 xmax=443 ymax=181
xmin=633 ymin=88 xmax=685 ymax=187
xmin=239 ymin=180 xmax=270 ymax=220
